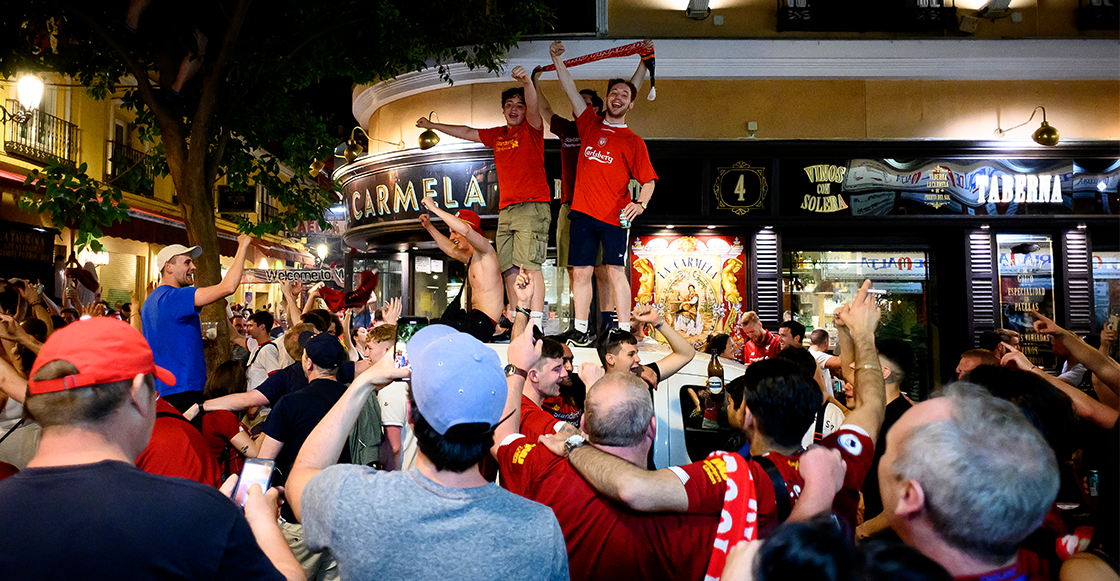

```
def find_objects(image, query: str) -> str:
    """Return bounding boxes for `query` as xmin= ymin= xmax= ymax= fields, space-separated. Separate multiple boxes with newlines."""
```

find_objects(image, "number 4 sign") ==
xmin=713 ymin=161 xmax=768 ymax=215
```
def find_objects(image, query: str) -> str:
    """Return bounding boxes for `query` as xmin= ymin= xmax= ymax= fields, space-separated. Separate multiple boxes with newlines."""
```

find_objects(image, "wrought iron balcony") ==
xmin=106 ymin=140 xmax=155 ymax=197
xmin=3 ymin=100 xmax=79 ymax=166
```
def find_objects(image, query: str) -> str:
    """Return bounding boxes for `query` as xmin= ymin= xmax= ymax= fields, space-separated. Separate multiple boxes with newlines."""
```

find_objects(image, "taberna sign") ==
xmin=336 ymin=145 xmax=501 ymax=230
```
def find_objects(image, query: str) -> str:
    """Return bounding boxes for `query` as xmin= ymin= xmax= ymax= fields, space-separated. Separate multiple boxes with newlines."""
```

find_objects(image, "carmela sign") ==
xmin=242 ymin=267 xmax=344 ymax=285
xmin=340 ymin=150 xmax=501 ymax=230
xmin=974 ymin=173 xmax=1063 ymax=205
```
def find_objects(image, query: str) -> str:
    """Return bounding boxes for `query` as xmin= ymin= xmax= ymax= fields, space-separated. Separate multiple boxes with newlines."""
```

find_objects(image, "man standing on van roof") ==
xmin=416 ymin=65 xmax=552 ymax=332
xmin=142 ymin=234 xmax=253 ymax=411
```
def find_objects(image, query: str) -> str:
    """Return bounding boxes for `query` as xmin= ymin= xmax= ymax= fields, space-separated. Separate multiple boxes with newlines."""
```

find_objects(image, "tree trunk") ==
xmin=179 ymin=165 xmax=234 ymax=372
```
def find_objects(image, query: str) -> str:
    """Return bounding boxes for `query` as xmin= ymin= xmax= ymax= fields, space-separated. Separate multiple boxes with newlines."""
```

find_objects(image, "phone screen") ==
xmin=232 ymin=458 xmax=275 ymax=508
xmin=394 ymin=317 xmax=430 ymax=369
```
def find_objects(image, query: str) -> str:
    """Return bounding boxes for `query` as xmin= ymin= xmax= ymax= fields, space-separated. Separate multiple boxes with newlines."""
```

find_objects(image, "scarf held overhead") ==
xmin=536 ymin=40 xmax=657 ymax=100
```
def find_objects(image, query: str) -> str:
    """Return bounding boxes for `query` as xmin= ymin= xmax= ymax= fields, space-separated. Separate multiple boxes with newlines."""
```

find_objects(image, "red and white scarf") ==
xmin=702 ymin=451 xmax=759 ymax=581
xmin=535 ymin=40 xmax=658 ymax=100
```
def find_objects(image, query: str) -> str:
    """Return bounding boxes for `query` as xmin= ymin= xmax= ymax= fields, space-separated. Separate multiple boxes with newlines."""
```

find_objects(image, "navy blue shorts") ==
xmin=568 ymin=211 xmax=627 ymax=267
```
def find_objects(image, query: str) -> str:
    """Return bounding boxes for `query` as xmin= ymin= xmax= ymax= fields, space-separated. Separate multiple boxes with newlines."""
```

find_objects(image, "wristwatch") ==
xmin=563 ymin=434 xmax=587 ymax=456
xmin=504 ymin=363 xmax=527 ymax=378
xmin=639 ymin=200 xmax=648 ymax=209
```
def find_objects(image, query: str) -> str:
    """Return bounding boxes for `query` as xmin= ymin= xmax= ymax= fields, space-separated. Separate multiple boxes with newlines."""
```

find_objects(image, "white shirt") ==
xmin=801 ymin=401 xmax=846 ymax=448
xmin=379 ymin=381 xmax=417 ymax=471
xmin=809 ymin=347 xmax=834 ymax=392
xmin=246 ymin=340 xmax=281 ymax=391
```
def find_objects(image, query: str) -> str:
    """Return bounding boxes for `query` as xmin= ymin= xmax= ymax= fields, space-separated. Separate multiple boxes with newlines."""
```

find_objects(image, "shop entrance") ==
xmin=783 ymin=250 xmax=934 ymax=401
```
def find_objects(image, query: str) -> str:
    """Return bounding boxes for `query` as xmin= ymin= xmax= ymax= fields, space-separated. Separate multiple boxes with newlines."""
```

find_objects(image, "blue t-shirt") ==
xmin=142 ymin=285 xmax=205 ymax=396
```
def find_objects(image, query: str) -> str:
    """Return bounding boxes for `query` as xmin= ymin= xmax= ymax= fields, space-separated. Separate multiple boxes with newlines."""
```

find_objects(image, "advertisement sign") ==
xmin=217 ymin=185 xmax=256 ymax=214
xmin=242 ymin=267 xmax=344 ymax=285
xmin=631 ymin=235 xmax=747 ymax=350
xmin=996 ymin=235 xmax=1056 ymax=369
xmin=782 ymin=158 xmax=1119 ymax=216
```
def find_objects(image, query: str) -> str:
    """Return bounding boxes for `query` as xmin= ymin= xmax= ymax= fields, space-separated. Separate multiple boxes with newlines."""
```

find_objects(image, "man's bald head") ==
xmin=584 ymin=372 xmax=653 ymax=448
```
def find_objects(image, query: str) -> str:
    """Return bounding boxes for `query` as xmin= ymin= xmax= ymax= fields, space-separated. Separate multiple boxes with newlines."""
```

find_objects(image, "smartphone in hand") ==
xmin=231 ymin=458 xmax=275 ymax=508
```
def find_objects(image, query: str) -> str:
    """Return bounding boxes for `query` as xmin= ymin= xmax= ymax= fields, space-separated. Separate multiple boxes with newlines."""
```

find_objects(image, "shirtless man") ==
xmin=419 ymin=196 xmax=505 ymax=342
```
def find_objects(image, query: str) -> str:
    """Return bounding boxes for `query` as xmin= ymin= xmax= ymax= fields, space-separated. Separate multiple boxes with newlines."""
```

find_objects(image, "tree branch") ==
xmin=206 ymin=127 xmax=232 ymax=190
xmin=189 ymin=0 xmax=253 ymax=159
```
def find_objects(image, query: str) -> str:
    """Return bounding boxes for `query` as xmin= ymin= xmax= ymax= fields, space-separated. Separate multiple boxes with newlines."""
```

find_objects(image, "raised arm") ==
xmin=415 ymin=117 xmax=481 ymax=143
xmin=195 ymin=234 xmax=253 ymax=307
xmin=1002 ymin=347 xmax=1120 ymax=429
xmin=510 ymin=268 xmax=533 ymax=341
xmin=633 ymin=305 xmax=694 ymax=380
xmin=186 ymin=390 xmax=270 ymax=421
xmin=418 ymin=211 xmax=470 ymax=264
xmin=832 ymin=280 xmax=886 ymax=442
xmin=17 ymin=281 xmax=53 ymax=337
xmin=1032 ymin=310 xmax=1120 ymax=393
xmin=420 ymin=196 xmax=493 ymax=257
xmin=532 ymin=68 xmax=557 ymax=127
xmin=341 ymin=308 xmax=355 ymax=356
xmin=511 ymin=66 xmax=541 ymax=130
xmin=630 ymin=54 xmax=647 ymax=93
xmin=280 ymin=281 xmax=303 ymax=332
xmin=287 ymin=355 xmax=409 ymax=521
xmin=490 ymin=326 xmax=541 ymax=458
xmin=550 ymin=41 xmax=587 ymax=117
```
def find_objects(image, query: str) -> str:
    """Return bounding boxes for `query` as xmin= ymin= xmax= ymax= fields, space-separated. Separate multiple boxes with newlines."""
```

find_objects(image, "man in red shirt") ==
xmin=739 ymin=310 xmax=781 ymax=365
xmin=549 ymin=40 xmax=658 ymax=348
xmin=541 ymin=280 xmax=888 ymax=543
xmin=520 ymin=337 xmax=580 ymax=441
xmin=535 ymin=58 xmax=646 ymax=334
xmin=416 ymin=65 xmax=551 ymax=330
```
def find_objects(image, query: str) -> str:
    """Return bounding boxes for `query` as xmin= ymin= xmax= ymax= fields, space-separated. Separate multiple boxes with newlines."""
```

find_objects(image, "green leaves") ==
xmin=17 ymin=158 xmax=131 ymax=252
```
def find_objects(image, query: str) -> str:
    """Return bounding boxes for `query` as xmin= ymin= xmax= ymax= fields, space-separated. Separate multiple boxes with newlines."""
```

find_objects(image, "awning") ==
xmin=103 ymin=209 xmax=312 ymax=264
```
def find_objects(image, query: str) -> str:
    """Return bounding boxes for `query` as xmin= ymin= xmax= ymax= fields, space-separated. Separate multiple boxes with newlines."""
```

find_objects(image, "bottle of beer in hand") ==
xmin=702 ymin=352 xmax=724 ymax=429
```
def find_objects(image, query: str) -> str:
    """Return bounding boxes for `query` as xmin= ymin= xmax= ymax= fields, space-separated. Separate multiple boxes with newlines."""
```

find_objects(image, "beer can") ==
xmin=619 ymin=209 xmax=631 ymax=229
xmin=1088 ymin=470 xmax=1099 ymax=497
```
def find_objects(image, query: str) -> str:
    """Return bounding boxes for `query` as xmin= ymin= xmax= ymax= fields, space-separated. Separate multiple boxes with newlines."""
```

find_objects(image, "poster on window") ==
xmin=997 ymin=235 xmax=1056 ymax=369
xmin=630 ymin=236 xmax=747 ymax=351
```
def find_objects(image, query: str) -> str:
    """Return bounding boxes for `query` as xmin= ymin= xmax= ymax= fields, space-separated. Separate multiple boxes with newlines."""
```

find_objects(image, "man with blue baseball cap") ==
xmin=285 ymin=324 xmax=569 ymax=581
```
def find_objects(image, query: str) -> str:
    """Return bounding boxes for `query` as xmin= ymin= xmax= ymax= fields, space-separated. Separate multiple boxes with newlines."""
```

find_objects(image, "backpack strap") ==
xmin=754 ymin=455 xmax=792 ymax=524
xmin=813 ymin=400 xmax=829 ymax=444
xmin=157 ymin=410 xmax=203 ymax=435
xmin=247 ymin=341 xmax=279 ymax=369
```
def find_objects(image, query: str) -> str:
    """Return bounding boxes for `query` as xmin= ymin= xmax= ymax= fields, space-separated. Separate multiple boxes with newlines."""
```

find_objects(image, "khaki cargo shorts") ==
xmin=496 ymin=201 xmax=551 ymax=273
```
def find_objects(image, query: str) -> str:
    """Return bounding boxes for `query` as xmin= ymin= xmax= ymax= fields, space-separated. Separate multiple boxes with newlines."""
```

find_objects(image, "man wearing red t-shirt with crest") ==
xmin=549 ymin=40 xmax=658 ymax=348
xmin=739 ymin=310 xmax=782 ymax=365
xmin=416 ymin=65 xmax=552 ymax=331
xmin=534 ymin=56 xmax=647 ymax=335
xmin=541 ymin=280 xmax=888 ymax=546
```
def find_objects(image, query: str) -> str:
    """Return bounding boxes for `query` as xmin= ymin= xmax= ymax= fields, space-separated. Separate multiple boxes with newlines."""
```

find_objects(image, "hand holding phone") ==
xmin=231 ymin=458 xmax=275 ymax=508
xmin=394 ymin=316 xmax=430 ymax=370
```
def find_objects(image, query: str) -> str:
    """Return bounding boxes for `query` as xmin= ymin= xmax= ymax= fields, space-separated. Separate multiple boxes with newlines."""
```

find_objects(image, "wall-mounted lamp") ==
xmin=308 ymin=160 xmax=326 ymax=177
xmin=0 ymin=75 xmax=44 ymax=125
xmin=994 ymin=106 xmax=1059 ymax=146
xmin=686 ymin=0 xmax=711 ymax=20
xmin=342 ymin=126 xmax=405 ymax=163
xmin=977 ymin=0 xmax=1013 ymax=18
xmin=316 ymin=244 xmax=329 ymax=261
xmin=419 ymin=112 xmax=441 ymax=150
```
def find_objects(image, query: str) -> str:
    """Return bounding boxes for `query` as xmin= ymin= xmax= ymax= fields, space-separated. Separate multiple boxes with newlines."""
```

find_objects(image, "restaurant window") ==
xmin=996 ymin=234 xmax=1056 ymax=370
xmin=783 ymin=250 xmax=933 ymax=400
xmin=351 ymin=254 xmax=404 ymax=319
xmin=412 ymin=254 xmax=462 ymax=320
xmin=1093 ymin=250 xmax=1119 ymax=346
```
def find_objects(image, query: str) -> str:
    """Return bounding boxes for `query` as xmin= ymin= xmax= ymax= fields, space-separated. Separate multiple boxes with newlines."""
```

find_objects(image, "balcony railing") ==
xmin=106 ymin=140 xmax=155 ymax=197
xmin=3 ymin=100 xmax=79 ymax=166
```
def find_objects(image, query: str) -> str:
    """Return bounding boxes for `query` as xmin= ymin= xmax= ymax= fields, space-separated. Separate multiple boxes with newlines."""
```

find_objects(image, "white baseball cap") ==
xmin=155 ymin=244 xmax=202 ymax=272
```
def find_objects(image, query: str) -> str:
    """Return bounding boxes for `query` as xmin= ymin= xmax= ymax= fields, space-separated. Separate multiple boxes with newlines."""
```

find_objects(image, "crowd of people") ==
xmin=0 ymin=40 xmax=1116 ymax=581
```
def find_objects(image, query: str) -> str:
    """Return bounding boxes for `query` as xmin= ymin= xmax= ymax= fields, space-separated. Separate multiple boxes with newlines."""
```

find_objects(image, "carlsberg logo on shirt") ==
xmin=584 ymin=147 xmax=614 ymax=165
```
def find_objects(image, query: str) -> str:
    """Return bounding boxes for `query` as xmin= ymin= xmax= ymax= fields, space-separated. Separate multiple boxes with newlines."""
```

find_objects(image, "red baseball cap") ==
xmin=28 ymin=318 xmax=176 ymax=395
xmin=456 ymin=209 xmax=484 ymax=236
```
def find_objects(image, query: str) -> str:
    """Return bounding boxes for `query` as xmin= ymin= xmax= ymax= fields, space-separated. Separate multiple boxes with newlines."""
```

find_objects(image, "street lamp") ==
xmin=316 ymin=244 xmax=329 ymax=262
xmin=0 ymin=75 xmax=44 ymax=125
